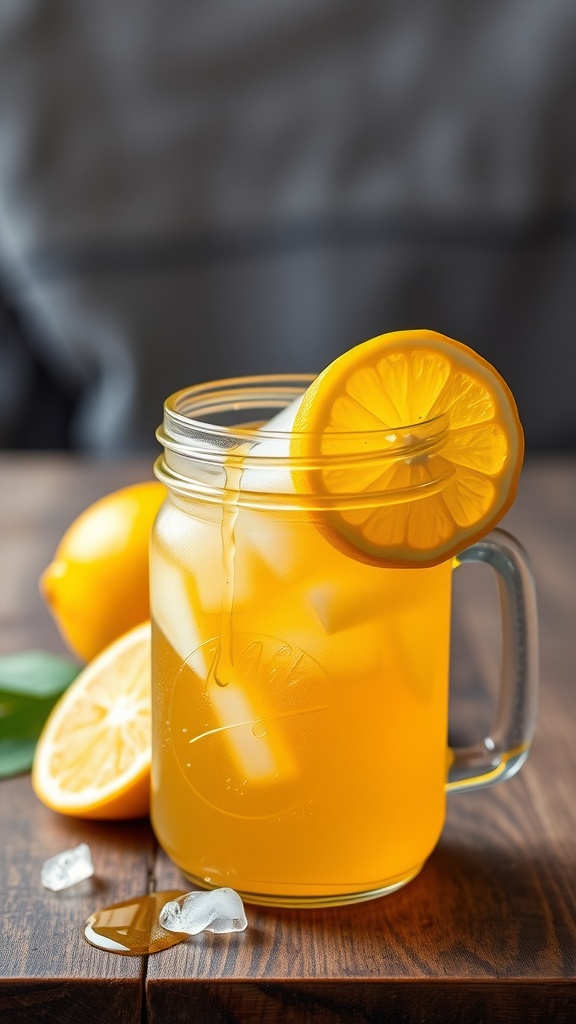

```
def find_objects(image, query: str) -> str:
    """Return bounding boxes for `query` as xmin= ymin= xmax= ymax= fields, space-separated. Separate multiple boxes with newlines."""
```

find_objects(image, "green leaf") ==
xmin=0 ymin=651 xmax=80 ymax=778
xmin=0 ymin=650 xmax=79 ymax=697
xmin=0 ymin=738 xmax=38 ymax=778
xmin=0 ymin=692 xmax=31 ymax=720
xmin=0 ymin=698 xmax=58 ymax=741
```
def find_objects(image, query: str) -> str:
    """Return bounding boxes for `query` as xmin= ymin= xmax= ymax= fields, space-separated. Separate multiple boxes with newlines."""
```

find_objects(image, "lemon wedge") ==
xmin=32 ymin=623 xmax=151 ymax=819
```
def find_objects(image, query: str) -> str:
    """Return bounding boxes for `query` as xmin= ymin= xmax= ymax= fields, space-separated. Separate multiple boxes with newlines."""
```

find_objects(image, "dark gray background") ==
xmin=0 ymin=0 xmax=574 ymax=451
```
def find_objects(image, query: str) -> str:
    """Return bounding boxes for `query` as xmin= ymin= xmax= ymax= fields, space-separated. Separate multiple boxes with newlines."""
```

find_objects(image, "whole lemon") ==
xmin=40 ymin=481 xmax=166 ymax=662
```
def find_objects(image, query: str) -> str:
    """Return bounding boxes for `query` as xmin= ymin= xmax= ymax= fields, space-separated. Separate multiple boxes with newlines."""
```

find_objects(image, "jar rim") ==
xmin=155 ymin=374 xmax=453 ymax=511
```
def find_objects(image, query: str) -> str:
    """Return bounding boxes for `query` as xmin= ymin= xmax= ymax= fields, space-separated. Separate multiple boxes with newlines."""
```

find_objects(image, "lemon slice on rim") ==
xmin=32 ymin=622 xmax=151 ymax=819
xmin=291 ymin=329 xmax=524 ymax=567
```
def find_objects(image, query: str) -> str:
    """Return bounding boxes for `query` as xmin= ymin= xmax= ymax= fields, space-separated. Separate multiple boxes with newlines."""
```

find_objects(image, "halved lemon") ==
xmin=32 ymin=622 xmax=151 ymax=819
xmin=291 ymin=329 xmax=523 ymax=567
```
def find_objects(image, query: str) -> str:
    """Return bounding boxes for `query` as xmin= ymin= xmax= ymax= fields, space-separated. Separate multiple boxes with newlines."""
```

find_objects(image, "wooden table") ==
xmin=0 ymin=454 xmax=575 ymax=1024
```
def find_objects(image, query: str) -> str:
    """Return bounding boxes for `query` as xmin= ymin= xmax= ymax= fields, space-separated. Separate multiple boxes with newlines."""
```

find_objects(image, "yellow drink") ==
xmin=151 ymin=354 xmax=536 ymax=907
xmin=151 ymin=494 xmax=452 ymax=906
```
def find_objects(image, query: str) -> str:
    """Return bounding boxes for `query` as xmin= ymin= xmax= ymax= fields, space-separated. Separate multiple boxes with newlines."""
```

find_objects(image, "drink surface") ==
xmin=151 ymin=494 xmax=452 ymax=905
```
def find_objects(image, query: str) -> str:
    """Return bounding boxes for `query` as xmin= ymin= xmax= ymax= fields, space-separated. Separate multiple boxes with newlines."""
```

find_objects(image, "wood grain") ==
xmin=0 ymin=456 xmax=155 ymax=1024
xmin=0 ymin=455 xmax=575 ymax=1023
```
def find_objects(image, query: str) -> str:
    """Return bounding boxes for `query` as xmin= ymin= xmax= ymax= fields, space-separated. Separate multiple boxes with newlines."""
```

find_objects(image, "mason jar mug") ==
xmin=151 ymin=376 xmax=538 ymax=907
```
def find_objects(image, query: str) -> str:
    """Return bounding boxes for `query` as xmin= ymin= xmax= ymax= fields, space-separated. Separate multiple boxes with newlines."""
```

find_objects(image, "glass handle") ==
xmin=446 ymin=528 xmax=538 ymax=793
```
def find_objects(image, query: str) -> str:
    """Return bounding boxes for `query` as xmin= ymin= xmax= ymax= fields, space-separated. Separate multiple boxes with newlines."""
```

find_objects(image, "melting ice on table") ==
xmin=41 ymin=842 xmax=94 ymax=891
xmin=159 ymin=888 xmax=247 ymax=935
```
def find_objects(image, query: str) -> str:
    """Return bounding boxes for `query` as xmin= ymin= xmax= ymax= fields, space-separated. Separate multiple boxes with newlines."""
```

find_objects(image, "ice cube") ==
xmin=159 ymin=888 xmax=247 ymax=935
xmin=231 ymin=396 xmax=304 ymax=580
xmin=41 ymin=843 xmax=94 ymax=891
xmin=193 ymin=636 xmax=300 ymax=787
xmin=308 ymin=576 xmax=396 ymax=633
xmin=233 ymin=507 xmax=301 ymax=581
xmin=239 ymin=395 xmax=303 ymax=496
xmin=153 ymin=501 xmax=255 ymax=615
xmin=235 ymin=395 xmax=366 ymax=582
xmin=150 ymin=548 xmax=209 ymax=674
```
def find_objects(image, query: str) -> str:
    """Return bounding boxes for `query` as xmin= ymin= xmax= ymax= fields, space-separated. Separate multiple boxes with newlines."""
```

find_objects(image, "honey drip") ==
xmin=211 ymin=455 xmax=245 ymax=688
